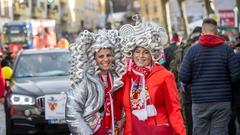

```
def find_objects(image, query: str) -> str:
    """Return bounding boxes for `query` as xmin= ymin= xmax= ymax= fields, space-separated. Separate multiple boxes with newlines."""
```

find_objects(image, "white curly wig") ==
xmin=69 ymin=30 xmax=125 ymax=85
xmin=119 ymin=14 xmax=169 ymax=62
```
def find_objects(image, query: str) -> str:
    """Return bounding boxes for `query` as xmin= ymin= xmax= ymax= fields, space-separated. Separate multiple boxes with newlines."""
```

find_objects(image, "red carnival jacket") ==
xmin=114 ymin=64 xmax=186 ymax=135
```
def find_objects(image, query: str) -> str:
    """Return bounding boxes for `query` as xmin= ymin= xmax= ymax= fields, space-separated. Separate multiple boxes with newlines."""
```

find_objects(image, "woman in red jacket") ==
xmin=115 ymin=15 xmax=186 ymax=135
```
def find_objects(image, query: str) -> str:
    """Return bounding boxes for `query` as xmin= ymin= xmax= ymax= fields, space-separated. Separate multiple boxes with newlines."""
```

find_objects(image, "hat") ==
xmin=92 ymin=30 xmax=120 ymax=51
xmin=171 ymin=32 xmax=180 ymax=43
xmin=69 ymin=30 xmax=125 ymax=84
xmin=119 ymin=14 xmax=168 ymax=62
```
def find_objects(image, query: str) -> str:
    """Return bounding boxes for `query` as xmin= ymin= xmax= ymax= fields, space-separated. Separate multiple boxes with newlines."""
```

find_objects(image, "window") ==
xmin=154 ymin=6 xmax=158 ymax=13
xmin=3 ymin=0 xmax=9 ymax=17
xmin=25 ymin=0 xmax=29 ymax=7
xmin=32 ymin=0 xmax=37 ymax=7
xmin=40 ymin=2 xmax=45 ymax=10
xmin=15 ymin=52 xmax=70 ymax=78
xmin=145 ymin=4 xmax=148 ymax=14
xmin=152 ymin=18 xmax=159 ymax=23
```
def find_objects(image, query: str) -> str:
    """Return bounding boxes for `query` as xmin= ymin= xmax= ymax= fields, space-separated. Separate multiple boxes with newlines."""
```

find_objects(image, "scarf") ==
xmin=99 ymin=72 xmax=115 ymax=135
xmin=130 ymin=63 xmax=157 ymax=121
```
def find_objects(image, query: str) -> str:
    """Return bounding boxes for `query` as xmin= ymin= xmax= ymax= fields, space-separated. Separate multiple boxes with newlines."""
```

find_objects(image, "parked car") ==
xmin=5 ymin=48 xmax=71 ymax=135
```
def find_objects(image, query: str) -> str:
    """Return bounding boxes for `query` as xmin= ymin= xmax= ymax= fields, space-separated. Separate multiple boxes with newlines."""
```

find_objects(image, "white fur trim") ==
xmin=146 ymin=104 xmax=157 ymax=117
xmin=132 ymin=109 xmax=148 ymax=121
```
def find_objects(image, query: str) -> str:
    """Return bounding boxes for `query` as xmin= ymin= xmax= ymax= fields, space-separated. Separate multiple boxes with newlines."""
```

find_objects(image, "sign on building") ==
xmin=218 ymin=9 xmax=235 ymax=27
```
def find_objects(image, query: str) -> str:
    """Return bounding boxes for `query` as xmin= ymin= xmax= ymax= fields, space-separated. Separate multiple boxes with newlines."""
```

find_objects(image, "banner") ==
xmin=219 ymin=10 xmax=235 ymax=27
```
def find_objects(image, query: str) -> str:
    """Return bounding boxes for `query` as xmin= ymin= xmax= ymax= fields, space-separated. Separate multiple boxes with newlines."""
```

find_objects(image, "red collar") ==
xmin=199 ymin=34 xmax=225 ymax=47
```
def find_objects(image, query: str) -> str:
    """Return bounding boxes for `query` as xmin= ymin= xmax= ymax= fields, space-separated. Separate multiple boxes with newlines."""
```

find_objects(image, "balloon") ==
xmin=2 ymin=66 xmax=13 ymax=79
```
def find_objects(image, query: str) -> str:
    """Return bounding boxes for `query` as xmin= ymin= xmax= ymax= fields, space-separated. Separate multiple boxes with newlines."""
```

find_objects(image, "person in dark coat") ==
xmin=233 ymin=42 xmax=240 ymax=135
xmin=170 ymin=26 xmax=202 ymax=135
xmin=163 ymin=32 xmax=179 ymax=70
xmin=179 ymin=18 xmax=240 ymax=135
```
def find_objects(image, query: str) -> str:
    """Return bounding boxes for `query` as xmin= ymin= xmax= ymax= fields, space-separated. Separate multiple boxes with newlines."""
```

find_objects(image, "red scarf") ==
xmin=129 ymin=63 xmax=157 ymax=121
xmin=130 ymin=63 xmax=152 ymax=83
xmin=99 ymin=72 xmax=114 ymax=134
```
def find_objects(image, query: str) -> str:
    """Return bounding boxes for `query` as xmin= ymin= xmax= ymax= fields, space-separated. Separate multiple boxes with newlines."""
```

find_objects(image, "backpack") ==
xmin=164 ymin=43 xmax=178 ymax=70
xmin=170 ymin=44 xmax=190 ymax=81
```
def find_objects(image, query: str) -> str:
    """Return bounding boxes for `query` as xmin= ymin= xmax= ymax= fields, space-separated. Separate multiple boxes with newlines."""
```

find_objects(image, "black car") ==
xmin=5 ymin=48 xmax=71 ymax=135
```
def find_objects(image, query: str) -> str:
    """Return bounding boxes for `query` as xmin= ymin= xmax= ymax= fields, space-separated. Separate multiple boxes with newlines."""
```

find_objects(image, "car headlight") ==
xmin=9 ymin=94 xmax=35 ymax=105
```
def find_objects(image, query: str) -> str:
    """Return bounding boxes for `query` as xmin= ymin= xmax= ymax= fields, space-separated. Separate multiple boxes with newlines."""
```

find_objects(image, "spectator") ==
xmin=170 ymin=26 xmax=202 ymax=135
xmin=179 ymin=18 xmax=240 ymax=135
xmin=170 ymin=26 xmax=202 ymax=82
xmin=233 ymin=42 xmax=240 ymax=135
xmin=163 ymin=32 xmax=179 ymax=70
xmin=1 ymin=52 xmax=11 ymax=67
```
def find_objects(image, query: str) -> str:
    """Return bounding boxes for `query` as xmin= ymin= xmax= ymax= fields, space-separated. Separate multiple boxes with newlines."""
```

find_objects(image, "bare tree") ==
xmin=176 ymin=0 xmax=189 ymax=36
xmin=237 ymin=0 xmax=240 ymax=15
xmin=161 ymin=0 xmax=170 ymax=37
xmin=204 ymin=0 xmax=215 ymax=15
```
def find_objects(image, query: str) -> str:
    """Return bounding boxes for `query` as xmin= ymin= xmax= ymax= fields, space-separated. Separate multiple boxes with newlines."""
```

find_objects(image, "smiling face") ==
xmin=95 ymin=48 xmax=113 ymax=75
xmin=132 ymin=47 xmax=152 ymax=67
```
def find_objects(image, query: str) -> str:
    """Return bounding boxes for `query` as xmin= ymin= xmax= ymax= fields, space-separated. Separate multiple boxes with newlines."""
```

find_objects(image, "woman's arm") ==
xmin=65 ymin=85 xmax=92 ymax=135
xmin=113 ymin=86 xmax=125 ymax=133
xmin=163 ymin=74 xmax=186 ymax=135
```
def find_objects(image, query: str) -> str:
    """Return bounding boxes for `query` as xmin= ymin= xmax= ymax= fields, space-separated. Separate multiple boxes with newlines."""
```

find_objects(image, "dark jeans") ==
xmin=237 ymin=107 xmax=240 ymax=124
xmin=192 ymin=102 xmax=231 ymax=135
xmin=236 ymin=107 xmax=240 ymax=135
xmin=228 ymin=112 xmax=236 ymax=135
xmin=184 ymin=102 xmax=192 ymax=135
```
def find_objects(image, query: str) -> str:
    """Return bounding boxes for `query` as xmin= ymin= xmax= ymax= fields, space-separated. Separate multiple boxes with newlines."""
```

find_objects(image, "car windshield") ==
xmin=15 ymin=52 xmax=70 ymax=78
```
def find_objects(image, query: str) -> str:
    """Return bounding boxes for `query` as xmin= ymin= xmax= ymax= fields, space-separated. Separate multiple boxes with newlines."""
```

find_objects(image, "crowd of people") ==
xmin=66 ymin=14 xmax=185 ymax=135
xmin=34 ymin=27 xmax=70 ymax=49
xmin=65 ymin=14 xmax=240 ymax=135
xmin=0 ymin=14 xmax=240 ymax=135
xmin=179 ymin=19 xmax=240 ymax=135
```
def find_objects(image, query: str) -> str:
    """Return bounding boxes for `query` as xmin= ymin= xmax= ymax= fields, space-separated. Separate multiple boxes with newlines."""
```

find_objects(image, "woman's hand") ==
xmin=0 ymin=97 xmax=4 ymax=104
xmin=116 ymin=117 xmax=126 ymax=134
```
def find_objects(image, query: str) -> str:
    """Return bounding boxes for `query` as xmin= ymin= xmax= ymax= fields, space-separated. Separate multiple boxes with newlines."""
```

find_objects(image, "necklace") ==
xmin=101 ymin=74 xmax=108 ymax=87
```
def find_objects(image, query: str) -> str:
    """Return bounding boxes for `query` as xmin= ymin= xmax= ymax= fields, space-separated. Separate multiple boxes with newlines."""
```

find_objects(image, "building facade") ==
xmin=170 ymin=0 xmax=237 ymax=34
xmin=0 ymin=0 xmax=13 ymax=32
xmin=139 ymin=0 xmax=170 ymax=36
xmin=10 ymin=0 xmax=105 ymax=33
